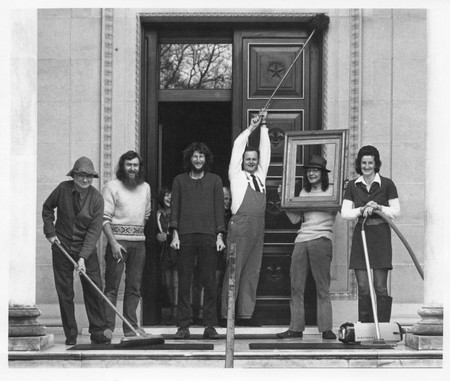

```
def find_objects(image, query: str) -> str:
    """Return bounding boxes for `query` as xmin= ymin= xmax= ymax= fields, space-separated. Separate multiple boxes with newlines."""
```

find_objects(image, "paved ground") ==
xmin=8 ymin=325 xmax=444 ymax=369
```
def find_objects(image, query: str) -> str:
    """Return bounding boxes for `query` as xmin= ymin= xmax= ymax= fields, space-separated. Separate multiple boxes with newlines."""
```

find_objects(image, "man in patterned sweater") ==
xmin=102 ymin=150 xmax=151 ymax=337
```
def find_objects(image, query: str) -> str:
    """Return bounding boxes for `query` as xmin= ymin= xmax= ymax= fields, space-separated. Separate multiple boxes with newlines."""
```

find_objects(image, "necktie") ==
xmin=251 ymin=174 xmax=261 ymax=192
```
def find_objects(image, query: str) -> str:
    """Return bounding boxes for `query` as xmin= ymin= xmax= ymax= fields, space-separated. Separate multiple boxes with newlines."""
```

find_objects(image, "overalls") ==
xmin=221 ymin=180 xmax=266 ymax=319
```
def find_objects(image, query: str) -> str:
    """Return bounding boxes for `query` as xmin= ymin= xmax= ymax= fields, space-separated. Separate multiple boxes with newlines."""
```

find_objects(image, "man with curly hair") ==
xmin=170 ymin=142 xmax=225 ymax=339
xmin=102 ymin=150 xmax=151 ymax=338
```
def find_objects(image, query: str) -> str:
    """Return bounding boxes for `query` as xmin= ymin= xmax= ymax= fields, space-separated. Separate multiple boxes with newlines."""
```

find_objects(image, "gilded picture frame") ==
xmin=280 ymin=129 xmax=348 ymax=211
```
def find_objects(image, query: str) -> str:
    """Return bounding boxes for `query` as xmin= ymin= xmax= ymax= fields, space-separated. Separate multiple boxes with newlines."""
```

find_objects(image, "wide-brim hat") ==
xmin=301 ymin=155 xmax=330 ymax=173
xmin=67 ymin=156 xmax=99 ymax=178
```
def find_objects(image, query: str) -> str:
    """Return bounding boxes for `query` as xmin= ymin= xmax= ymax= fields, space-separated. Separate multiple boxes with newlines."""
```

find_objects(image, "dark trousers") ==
xmin=177 ymin=244 xmax=217 ymax=328
xmin=52 ymin=245 xmax=107 ymax=339
xmin=104 ymin=240 xmax=146 ymax=333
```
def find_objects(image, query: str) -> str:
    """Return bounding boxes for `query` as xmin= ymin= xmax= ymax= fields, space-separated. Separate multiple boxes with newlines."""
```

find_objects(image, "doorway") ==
xmin=158 ymin=102 xmax=232 ymax=188
xmin=141 ymin=16 xmax=324 ymax=326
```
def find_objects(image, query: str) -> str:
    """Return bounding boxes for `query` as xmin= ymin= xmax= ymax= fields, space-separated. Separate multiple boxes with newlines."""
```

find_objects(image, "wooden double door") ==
xmin=141 ymin=19 xmax=324 ymax=325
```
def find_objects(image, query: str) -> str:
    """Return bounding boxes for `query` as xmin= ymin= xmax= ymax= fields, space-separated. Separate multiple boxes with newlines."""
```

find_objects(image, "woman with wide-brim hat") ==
xmin=341 ymin=145 xmax=400 ymax=323
xmin=277 ymin=155 xmax=337 ymax=340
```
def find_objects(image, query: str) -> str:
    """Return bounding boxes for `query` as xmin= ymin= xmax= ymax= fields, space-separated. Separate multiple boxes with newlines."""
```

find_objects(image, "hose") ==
xmin=373 ymin=210 xmax=424 ymax=280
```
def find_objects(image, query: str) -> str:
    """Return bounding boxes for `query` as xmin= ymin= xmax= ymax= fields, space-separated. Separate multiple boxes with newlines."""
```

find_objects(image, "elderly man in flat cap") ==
xmin=42 ymin=156 xmax=112 ymax=346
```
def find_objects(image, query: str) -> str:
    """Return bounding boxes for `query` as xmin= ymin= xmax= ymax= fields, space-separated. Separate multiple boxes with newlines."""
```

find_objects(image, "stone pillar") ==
xmin=8 ymin=9 xmax=53 ymax=351
xmin=405 ymin=8 xmax=448 ymax=350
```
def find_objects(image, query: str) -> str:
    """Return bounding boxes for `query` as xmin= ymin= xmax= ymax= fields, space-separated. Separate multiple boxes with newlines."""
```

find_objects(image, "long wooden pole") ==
xmin=225 ymin=243 xmax=237 ymax=368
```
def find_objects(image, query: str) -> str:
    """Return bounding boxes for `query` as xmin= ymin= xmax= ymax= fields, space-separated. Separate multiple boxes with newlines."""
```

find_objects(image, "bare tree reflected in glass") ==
xmin=160 ymin=44 xmax=232 ymax=89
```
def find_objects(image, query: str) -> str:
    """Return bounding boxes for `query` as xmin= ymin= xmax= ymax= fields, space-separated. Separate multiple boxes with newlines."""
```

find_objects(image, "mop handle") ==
xmin=373 ymin=210 xmax=424 ymax=280
xmin=225 ymin=243 xmax=237 ymax=368
xmin=53 ymin=241 xmax=138 ymax=335
xmin=360 ymin=218 xmax=382 ymax=340
xmin=263 ymin=29 xmax=316 ymax=111
xmin=262 ymin=14 xmax=329 ymax=112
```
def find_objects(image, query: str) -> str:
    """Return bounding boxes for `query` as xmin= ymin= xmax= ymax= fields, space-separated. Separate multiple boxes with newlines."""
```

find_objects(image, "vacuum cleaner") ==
xmin=338 ymin=216 xmax=404 ymax=347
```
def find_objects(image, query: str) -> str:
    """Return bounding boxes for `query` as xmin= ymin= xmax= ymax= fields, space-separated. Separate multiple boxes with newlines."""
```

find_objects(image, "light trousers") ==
xmin=289 ymin=237 xmax=333 ymax=332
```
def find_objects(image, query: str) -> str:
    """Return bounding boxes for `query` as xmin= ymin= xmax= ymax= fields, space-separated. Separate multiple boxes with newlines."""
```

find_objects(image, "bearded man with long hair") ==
xmin=102 ymin=150 xmax=151 ymax=338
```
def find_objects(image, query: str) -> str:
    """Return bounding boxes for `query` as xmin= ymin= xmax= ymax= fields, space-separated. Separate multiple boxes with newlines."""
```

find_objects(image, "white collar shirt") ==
xmin=355 ymin=173 xmax=381 ymax=192
xmin=228 ymin=126 xmax=271 ymax=215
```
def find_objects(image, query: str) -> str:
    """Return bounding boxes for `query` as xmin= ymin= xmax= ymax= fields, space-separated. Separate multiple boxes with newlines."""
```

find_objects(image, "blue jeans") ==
xmin=289 ymin=237 xmax=333 ymax=332
xmin=104 ymin=240 xmax=145 ymax=333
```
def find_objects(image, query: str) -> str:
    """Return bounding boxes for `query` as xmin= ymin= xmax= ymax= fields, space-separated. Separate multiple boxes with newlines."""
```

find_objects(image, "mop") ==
xmin=54 ymin=241 xmax=164 ymax=348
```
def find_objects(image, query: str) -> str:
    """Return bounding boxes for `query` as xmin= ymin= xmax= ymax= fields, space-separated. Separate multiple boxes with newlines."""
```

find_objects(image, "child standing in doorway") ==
xmin=156 ymin=187 xmax=178 ymax=322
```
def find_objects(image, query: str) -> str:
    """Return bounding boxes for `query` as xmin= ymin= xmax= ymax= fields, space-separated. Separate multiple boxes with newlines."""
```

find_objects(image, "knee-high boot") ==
xmin=376 ymin=295 xmax=392 ymax=322
xmin=358 ymin=295 xmax=374 ymax=323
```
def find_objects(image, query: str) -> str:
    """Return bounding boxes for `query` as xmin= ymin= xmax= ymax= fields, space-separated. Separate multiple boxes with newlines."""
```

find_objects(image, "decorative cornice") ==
xmin=347 ymin=9 xmax=362 ymax=300
xmin=348 ymin=9 xmax=362 ymax=180
xmin=322 ymin=25 xmax=329 ymax=130
xmin=135 ymin=14 xmax=142 ymax=153
xmin=101 ymin=8 xmax=114 ymax=187
xmin=137 ymin=11 xmax=319 ymax=19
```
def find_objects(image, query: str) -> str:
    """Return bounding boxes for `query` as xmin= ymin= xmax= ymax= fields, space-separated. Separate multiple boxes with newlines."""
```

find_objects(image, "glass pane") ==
xmin=159 ymin=43 xmax=232 ymax=89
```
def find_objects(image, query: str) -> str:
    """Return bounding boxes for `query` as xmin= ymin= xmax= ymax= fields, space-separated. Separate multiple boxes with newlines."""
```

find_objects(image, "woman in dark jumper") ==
xmin=341 ymin=145 xmax=400 ymax=323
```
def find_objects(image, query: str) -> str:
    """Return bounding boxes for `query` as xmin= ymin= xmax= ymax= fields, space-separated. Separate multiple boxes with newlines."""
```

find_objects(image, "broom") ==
xmin=54 ymin=241 xmax=164 ymax=348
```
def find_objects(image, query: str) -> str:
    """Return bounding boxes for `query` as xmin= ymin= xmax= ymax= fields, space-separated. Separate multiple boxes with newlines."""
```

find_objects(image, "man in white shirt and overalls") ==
xmin=220 ymin=110 xmax=270 ymax=326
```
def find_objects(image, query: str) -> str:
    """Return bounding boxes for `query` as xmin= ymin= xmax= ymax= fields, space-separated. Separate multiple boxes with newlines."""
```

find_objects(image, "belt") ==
xmin=357 ymin=217 xmax=387 ymax=226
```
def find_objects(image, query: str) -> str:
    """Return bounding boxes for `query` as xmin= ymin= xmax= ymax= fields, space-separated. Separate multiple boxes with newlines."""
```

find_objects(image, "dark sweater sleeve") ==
xmin=214 ymin=176 xmax=226 ymax=234
xmin=79 ymin=193 xmax=104 ymax=260
xmin=42 ymin=184 xmax=60 ymax=238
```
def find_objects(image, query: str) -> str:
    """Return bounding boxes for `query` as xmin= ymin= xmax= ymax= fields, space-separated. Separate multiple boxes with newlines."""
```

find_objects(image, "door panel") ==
xmin=236 ymin=29 xmax=322 ymax=324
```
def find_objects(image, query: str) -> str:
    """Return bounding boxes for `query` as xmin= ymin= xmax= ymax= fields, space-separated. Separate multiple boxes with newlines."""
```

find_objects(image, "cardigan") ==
xmin=42 ymin=181 xmax=104 ymax=259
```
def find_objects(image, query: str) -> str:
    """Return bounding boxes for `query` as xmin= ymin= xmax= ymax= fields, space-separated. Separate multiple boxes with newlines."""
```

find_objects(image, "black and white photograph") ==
xmin=2 ymin=0 xmax=449 ymax=379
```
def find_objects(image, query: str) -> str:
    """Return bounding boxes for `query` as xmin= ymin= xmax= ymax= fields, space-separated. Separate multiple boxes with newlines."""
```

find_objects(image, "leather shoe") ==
xmin=276 ymin=330 xmax=303 ymax=339
xmin=174 ymin=327 xmax=191 ymax=340
xmin=91 ymin=329 xmax=112 ymax=344
xmin=65 ymin=337 xmax=77 ymax=346
xmin=236 ymin=317 xmax=261 ymax=327
xmin=322 ymin=330 xmax=337 ymax=340
xmin=203 ymin=326 xmax=220 ymax=339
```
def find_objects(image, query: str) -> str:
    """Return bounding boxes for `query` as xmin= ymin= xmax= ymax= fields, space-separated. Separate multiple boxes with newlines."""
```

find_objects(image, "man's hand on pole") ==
xmin=48 ymin=235 xmax=61 ymax=245
xmin=249 ymin=109 xmax=268 ymax=133
xmin=76 ymin=257 xmax=86 ymax=274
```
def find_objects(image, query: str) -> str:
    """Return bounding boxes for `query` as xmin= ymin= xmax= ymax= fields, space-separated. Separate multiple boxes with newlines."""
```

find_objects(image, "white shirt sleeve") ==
xmin=229 ymin=129 xmax=251 ymax=180
xmin=381 ymin=198 xmax=400 ymax=219
xmin=340 ymin=199 xmax=361 ymax=220
xmin=258 ymin=126 xmax=271 ymax=180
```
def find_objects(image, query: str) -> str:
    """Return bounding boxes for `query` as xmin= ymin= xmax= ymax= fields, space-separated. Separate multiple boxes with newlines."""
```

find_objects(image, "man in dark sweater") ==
xmin=42 ymin=157 xmax=112 ymax=346
xmin=170 ymin=142 xmax=226 ymax=339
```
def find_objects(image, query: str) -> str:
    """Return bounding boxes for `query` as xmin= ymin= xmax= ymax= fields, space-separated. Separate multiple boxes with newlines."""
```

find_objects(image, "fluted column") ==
xmin=405 ymin=7 xmax=448 ymax=350
xmin=8 ymin=8 xmax=52 ymax=351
